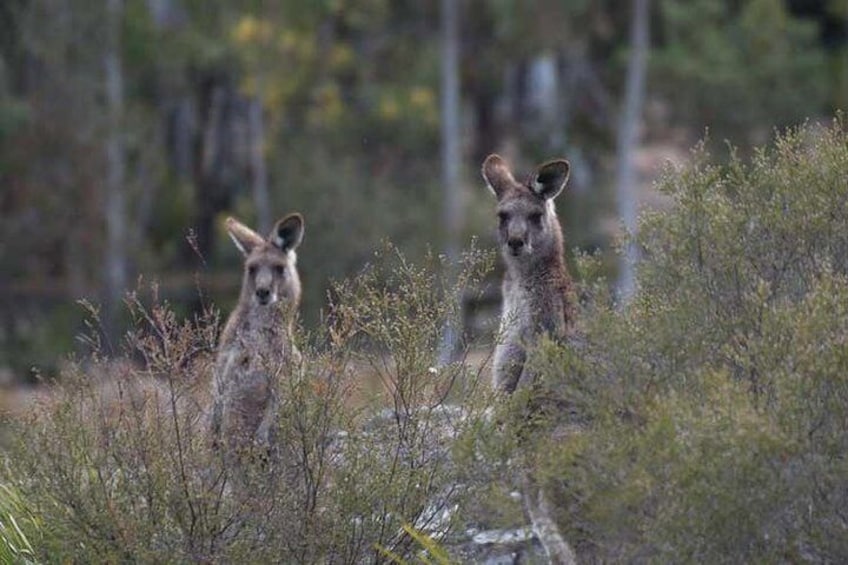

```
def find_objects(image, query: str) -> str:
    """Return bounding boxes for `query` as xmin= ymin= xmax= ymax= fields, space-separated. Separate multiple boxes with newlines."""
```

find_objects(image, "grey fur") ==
xmin=483 ymin=154 xmax=578 ymax=565
xmin=483 ymin=155 xmax=574 ymax=393
xmin=210 ymin=214 xmax=304 ymax=457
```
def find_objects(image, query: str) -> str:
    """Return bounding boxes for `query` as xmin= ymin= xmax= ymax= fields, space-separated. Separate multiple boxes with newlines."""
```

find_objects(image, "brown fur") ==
xmin=210 ymin=214 xmax=304 ymax=455
xmin=482 ymin=154 xmax=574 ymax=393
xmin=482 ymin=154 xmax=578 ymax=565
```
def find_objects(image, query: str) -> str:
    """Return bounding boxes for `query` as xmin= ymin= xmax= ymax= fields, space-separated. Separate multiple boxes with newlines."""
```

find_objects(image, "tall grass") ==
xmin=0 ymin=483 xmax=40 ymax=564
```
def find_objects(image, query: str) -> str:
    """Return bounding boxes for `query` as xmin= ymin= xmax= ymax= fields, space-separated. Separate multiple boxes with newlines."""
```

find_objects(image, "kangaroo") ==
xmin=482 ymin=154 xmax=577 ymax=564
xmin=210 ymin=213 xmax=304 ymax=457
xmin=482 ymin=154 xmax=574 ymax=394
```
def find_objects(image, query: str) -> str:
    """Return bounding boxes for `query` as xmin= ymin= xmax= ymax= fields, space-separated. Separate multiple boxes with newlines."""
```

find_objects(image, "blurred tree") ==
xmin=103 ymin=0 xmax=128 ymax=341
xmin=441 ymin=0 xmax=462 ymax=266
xmin=463 ymin=0 xmax=615 ymax=164
xmin=438 ymin=0 xmax=463 ymax=362
xmin=653 ymin=0 xmax=828 ymax=145
xmin=615 ymin=0 xmax=650 ymax=304
xmin=0 ymin=0 xmax=840 ymax=374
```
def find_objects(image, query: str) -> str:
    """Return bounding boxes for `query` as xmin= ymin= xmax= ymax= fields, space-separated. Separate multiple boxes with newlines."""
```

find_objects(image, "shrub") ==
xmin=528 ymin=117 xmax=848 ymax=562
xmin=9 ymin=117 xmax=848 ymax=562
xmin=2 ymin=244 xmax=496 ymax=563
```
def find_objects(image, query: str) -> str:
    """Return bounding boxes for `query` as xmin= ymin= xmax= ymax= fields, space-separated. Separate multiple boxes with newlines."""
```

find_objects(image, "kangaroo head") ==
xmin=482 ymin=154 xmax=569 ymax=261
xmin=225 ymin=213 xmax=304 ymax=311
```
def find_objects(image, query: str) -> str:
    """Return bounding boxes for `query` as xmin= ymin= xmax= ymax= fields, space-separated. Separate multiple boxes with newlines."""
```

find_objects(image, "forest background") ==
xmin=0 ymin=0 xmax=845 ymax=380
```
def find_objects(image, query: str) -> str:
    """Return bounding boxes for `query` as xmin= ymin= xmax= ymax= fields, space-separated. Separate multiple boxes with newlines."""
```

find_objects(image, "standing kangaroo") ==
xmin=210 ymin=213 xmax=304 ymax=456
xmin=483 ymin=154 xmax=574 ymax=394
xmin=483 ymin=154 xmax=577 ymax=564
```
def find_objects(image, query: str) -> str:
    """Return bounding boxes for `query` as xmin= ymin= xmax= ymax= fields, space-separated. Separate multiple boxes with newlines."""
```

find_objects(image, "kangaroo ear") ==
xmin=482 ymin=154 xmax=517 ymax=200
xmin=225 ymin=217 xmax=264 ymax=256
xmin=270 ymin=213 xmax=304 ymax=252
xmin=531 ymin=159 xmax=570 ymax=200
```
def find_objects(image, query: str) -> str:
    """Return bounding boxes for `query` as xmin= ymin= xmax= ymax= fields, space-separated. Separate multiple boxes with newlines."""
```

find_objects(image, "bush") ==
xmin=2 ymin=244 xmax=496 ymax=563
xmin=8 ymin=118 xmax=848 ymax=562
xmin=529 ymin=117 xmax=848 ymax=562
xmin=0 ymin=483 xmax=40 ymax=564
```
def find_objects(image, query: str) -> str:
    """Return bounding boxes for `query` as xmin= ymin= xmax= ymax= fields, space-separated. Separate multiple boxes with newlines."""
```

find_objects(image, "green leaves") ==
xmin=2 ymin=246 xmax=495 ymax=562
xmin=375 ymin=523 xmax=456 ymax=565
xmin=527 ymin=118 xmax=848 ymax=561
xmin=654 ymin=0 xmax=828 ymax=144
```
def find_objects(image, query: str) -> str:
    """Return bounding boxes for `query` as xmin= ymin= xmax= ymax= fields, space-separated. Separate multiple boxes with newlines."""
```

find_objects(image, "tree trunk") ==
xmin=472 ymin=88 xmax=498 ymax=166
xmin=191 ymin=74 xmax=239 ymax=262
xmin=103 ymin=0 xmax=127 ymax=343
xmin=439 ymin=0 xmax=462 ymax=363
xmin=615 ymin=0 xmax=650 ymax=304
xmin=248 ymin=97 xmax=271 ymax=233
xmin=441 ymin=0 xmax=462 ymax=263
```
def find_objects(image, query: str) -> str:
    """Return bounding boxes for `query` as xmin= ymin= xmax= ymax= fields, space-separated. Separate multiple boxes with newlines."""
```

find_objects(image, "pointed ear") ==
xmin=225 ymin=217 xmax=264 ymax=256
xmin=269 ymin=213 xmax=304 ymax=252
xmin=481 ymin=154 xmax=517 ymax=199
xmin=530 ymin=159 xmax=570 ymax=200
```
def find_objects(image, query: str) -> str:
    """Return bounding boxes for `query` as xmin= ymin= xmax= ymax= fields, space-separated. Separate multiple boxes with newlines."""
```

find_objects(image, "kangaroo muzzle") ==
xmin=508 ymin=237 xmax=525 ymax=255
xmin=255 ymin=288 xmax=271 ymax=304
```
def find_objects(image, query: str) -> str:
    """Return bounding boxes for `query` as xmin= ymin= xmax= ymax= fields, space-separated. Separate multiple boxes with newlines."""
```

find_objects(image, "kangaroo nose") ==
xmin=508 ymin=238 xmax=524 ymax=253
xmin=256 ymin=288 xmax=270 ymax=303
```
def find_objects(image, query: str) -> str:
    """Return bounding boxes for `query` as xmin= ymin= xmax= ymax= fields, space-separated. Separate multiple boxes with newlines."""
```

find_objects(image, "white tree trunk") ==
xmin=615 ymin=0 xmax=650 ymax=304
xmin=248 ymin=97 xmax=271 ymax=233
xmin=438 ymin=0 xmax=463 ymax=363
xmin=104 ymin=0 xmax=127 ymax=340
xmin=441 ymin=0 xmax=462 ymax=263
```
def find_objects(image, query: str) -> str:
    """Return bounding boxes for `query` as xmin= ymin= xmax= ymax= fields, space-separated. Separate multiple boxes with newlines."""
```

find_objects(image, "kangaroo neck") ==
xmin=504 ymin=244 xmax=567 ymax=284
xmin=220 ymin=300 xmax=291 ymax=350
xmin=503 ymin=247 xmax=573 ymax=337
xmin=243 ymin=302 xmax=292 ymax=333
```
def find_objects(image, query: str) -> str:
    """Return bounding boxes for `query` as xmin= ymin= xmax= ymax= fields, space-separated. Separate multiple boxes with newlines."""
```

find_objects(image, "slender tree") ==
xmin=615 ymin=0 xmax=650 ymax=304
xmin=248 ymin=97 xmax=271 ymax=233
xmin=439 ymin=0 xmax=463 ymax=363
xmin=103 ymin=0 xmax=128 ymax=341
xmin=441 ymin=0 xmax=462 ymax=264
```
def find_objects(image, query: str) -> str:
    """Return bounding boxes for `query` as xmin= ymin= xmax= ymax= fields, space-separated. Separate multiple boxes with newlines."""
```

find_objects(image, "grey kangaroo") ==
xmin=483 ymin=154 xmax=574 ymax=394
xmin=483 ymin=154 xmax=577 ymax=564
xmin=210 ymin=213 xmax=304 ymax=457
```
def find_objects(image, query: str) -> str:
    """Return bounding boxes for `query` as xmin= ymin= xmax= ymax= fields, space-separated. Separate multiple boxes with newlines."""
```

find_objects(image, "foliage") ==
xmin=6 ymin=118 xmax=848 ymax=562
xmin=0 ymin=483 xmax=40 ymax=564
xmin=654 ymin=0 xmax=829 ymax=145
xmin=375 ymin=523 xmax=454 ymax=565
xmin=2 ymin=245 xmax=495 ymax=563
xmin=524 ymin=117 xmax=848 ymax=561
xmin=2 ymin=0 xmax=843 ymax=373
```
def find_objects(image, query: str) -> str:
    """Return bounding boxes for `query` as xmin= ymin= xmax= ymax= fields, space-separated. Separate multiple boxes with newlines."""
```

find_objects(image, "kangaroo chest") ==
xmin=500 ymin=275 xmax=569 ymax=341
xmin=213 ymin=311 xmax=295 ymax=440
xmin=215 ymin=310 xmax=295 ymax=401
xmin=234 ymin=320 xmax=291 ymax=367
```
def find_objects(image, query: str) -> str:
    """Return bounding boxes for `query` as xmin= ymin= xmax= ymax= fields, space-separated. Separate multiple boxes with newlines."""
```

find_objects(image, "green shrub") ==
xmin=528 ymin=117 xmax=848 ymax=562
xmin=2 ymin=244 xmax=495 ymax=563
xmin=8 ymin=117 xmax=848 ymax=562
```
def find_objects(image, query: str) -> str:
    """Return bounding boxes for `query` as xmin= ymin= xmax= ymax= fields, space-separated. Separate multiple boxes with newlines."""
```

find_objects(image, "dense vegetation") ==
xmin=3 ymin=119 xmax=848 ymax=562
xmin=529 ymin=118 xmax=848 ymax=562
xmin=3 ymin=245 xmax=496 ymax=562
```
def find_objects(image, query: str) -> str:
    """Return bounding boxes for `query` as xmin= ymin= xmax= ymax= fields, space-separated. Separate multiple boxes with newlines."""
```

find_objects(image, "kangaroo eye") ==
xmin=248 ymin=265 xmax=258 ymax=277
xmin=529 ymin=213 xmax=543 ymax=226
xmin=273 ymin=265 xmax=285 ymax=276
xmin=497 ymin=212 xmax=509 ymax=224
